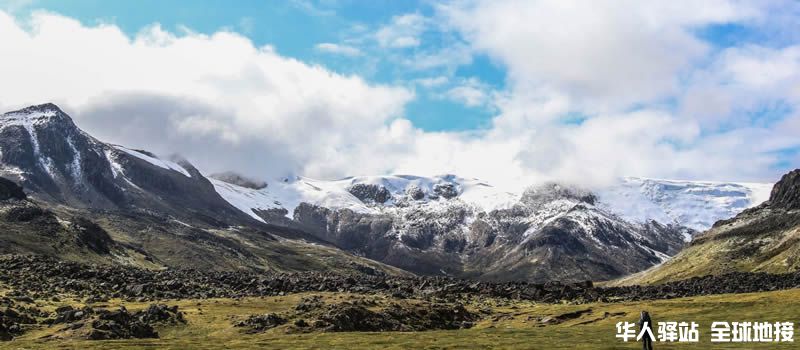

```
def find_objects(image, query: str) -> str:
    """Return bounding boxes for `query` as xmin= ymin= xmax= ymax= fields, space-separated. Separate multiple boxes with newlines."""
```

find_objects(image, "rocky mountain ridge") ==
xmin=0 ymin=103 xmax=776 ymax=283
xmin=0 ymin=104 xmax=403 ymax=275
xmin=617 ymin=169 xmax=800 ymax=285
xmin=210 ymin=171 xmax=769 ymax=282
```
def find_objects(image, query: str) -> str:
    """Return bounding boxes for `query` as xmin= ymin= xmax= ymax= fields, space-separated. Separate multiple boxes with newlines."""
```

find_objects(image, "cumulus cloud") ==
xmin=375 ymin=13 xmax=426 ymax=48
xmin=315 ymin=42 xmax=362 ymax=56
xmin=401 ymin=41 xmax=473 ymax=71
xmin=680 ymin=44 xmax=800 ymax=128
xmin=414 ymin=76 xmax=449 ymax=88
xmin=0 ymin=10 xmax=412 ymax=180
xmin=440 ymin=0 xmax=758 ymax=113
xmin=0 ymin=3 xmax=797 ymax=189
xmin=444 ymin=78 xmax=492 ymax=107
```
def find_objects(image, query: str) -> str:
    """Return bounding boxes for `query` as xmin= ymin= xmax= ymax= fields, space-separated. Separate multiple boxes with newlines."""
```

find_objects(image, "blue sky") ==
xmin=1 ymin=0 xmax=798 ymax=185
xmin=10 ymin=0 xmax=504 ymax=131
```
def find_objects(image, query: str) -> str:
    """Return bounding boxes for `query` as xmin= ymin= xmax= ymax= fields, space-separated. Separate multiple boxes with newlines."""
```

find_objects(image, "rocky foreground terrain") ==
xmin=4 ymin=255 xmax=800 ymax=304
xmin=2 ymin=254 xmax=800 ymax=343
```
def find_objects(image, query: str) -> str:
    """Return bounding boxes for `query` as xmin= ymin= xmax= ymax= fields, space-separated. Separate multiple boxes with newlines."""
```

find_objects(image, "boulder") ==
xmin=405 ymin=185 xmax=425 ymax=200
xmin=433 ymin=183 xmax=458 ymax=199
xmin=0 ymin=177 xmax=25 ymax=201
xmin=347 ymin=184 xmax=392 ymax=204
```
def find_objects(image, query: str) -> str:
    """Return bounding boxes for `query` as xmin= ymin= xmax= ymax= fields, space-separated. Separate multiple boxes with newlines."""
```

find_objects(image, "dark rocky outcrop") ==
xmin=4 ymin=255 xmax=800 ymax=310
xmin=312 ymin=302 xmax=476 ymax=332
xmin=209 ymin=172 xmax=267 ymax=190
xmin=2 ymin=203 xmax=49 ymax=222
xmin=236 ymin=313 xmax=286 ymax=332
xmin=0 ymin=295 xmax=188 ymax=342
xmin=432 ymin=183 xmax=459 ymax=199
xmin=52 ymin=305 xmax=94 ymax=325
xmin=768 ymin=169 xmax=800 ymax=210
xmin=0 ymin=298 xmax=40 ymax=341
xmin=134 ymin=304 xmax=185 ymax=326
xmin=347 ymin=183 xmax=391 ymax=204
xmin=69 ymin=217 xmax=114 ymax=254
xmin=405 ymin=185 xmax=425 ymax=200
xmin=87 ymin=307 xmax=158 ymax=340
xmin=239 ymin=296 xmax=478 ymax=333
xmin=0 ymin=178 xmax=25 ymax=201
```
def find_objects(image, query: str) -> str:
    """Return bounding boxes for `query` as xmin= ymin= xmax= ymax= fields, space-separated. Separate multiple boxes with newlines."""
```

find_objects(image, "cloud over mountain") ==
xmin=0 ymin=2 xmax=797 ymax=187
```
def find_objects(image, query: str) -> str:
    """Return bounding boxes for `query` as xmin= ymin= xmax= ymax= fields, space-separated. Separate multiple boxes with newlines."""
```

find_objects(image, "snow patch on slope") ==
xmin=65 ymin=136 xmax=82 ymax=180
xmin=114 ymin=146 xmax=192 ymax=178
xmin=0 ymin=109 xmax=60 ymax=178
xmin=211 ymin=174 xmax=520 ymax=220
xmin=597 ymin=177 xmax=772 ymax=232
xmin=210 ymin=179 xmax=282 ymax=222
xmin=211 ymin=173 xmax=772 ymax=237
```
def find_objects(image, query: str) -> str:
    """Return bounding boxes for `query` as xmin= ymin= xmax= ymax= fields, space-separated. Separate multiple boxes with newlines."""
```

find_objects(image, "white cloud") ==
xmin=401 ymin=41 xmax=472 ymax=71
xmin=0 ymin=0 xmax=33 ymax=13
xmin=376 ymin=13 xmax=426 ymax=48
xmin=238 ymin=17 xmax=255 ymax=34
xmin=290 ymin=0 xmax=335 ymax=17
xmin=414 ymin=76 xmax=449 ymax=88
xmin=314 ymin=42 xmax=362 ymax=56
xmin=444 ymin=78 xmax=491 ymax=107
xmin=440 ymin=0 xmax=759 ymax=113
xmin=0 ymin=10 xmax=412 ymax=180
xmin=0 ymin=4 xmax=797 ymax=190
xmin=680 ymin=44 xmax=800 ymax=127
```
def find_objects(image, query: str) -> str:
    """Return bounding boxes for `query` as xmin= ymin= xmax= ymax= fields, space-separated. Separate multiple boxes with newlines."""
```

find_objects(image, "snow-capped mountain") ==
xmin=0 ymin=103 xmax=397 ymax=274
xmin=207 ymin=172 xmax=770 ymax=282
xmin=209 ymin=175 xmax=689 ymax=281
xmin=209 ymin=174 xmax=519 ymax=222
xmin=0 ymin=103 xmax=774 ymax=283
xmin=210 ymin=173 xmax=770 ymax=234
xmin=0 ymin=103 xmax=249 ymax=225
xmin=598 ymin=177 xmax=772 ymax=232
xmin=619 ymin=169 xmax=800 ymax=285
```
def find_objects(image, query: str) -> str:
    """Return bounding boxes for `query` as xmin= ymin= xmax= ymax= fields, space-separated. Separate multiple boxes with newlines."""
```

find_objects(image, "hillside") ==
xmin=615 ymin=169 xmax=800 ymax=285
xmin=0 ymin=104 xmax=403 ymax=275
xmin=210 ymin=173 xmax=770 ymax=282
xmin=0 ymin=103 xmax=775 ymax=283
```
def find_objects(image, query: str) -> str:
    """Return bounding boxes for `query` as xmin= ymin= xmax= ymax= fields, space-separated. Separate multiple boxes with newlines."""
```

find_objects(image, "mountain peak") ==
xmin=768 ymin=169 xmax=800 ymax=210
xmin=4 ymin=103 xmax=63 ymax=115
xmin=521 ymin=182 xmax=596 ymax=207
xmin=2 ymin=103 xmax=74 ymax=127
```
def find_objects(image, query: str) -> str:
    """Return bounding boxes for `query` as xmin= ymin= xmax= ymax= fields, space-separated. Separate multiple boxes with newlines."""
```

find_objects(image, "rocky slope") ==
xmin=0 ymin=103 xmax=774 ymax=283
xmin=210 ymin=171 xmax=770 ymax=282
xmin=4 ymin=254 xmax=800 ymax=305
xmin=295 ymin=183 xmax=692 ymax=282
xmin=0 ymin=103 xmax=253 ymax=225
xmin=616 ymin=169 xmax=800 ymax=285
xmin=597 ymin=177 xmax=771 ymax=233
xmin=0 ymin=104 xmax=402 ymax=275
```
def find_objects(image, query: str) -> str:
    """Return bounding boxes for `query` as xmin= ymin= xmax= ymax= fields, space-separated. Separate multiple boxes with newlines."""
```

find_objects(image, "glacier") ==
xmin=211 ymin=173 xmax=772 ymax=234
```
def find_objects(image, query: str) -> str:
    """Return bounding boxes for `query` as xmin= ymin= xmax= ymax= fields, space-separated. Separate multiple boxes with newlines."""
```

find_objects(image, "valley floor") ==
xmin=2 ymin=287 xmax=800 ymax=349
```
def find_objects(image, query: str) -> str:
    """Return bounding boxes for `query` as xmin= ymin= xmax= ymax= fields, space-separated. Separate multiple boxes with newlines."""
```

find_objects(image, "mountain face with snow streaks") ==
xmin=0 ymin=103 xmax=774 ymax=283
xmin=0 ymin=104 xmax=402 ymax=275
xmin=616 ymin=169 xmax=800 ymax=285
xmin=204 ymin=161 xmax=770 ymax=282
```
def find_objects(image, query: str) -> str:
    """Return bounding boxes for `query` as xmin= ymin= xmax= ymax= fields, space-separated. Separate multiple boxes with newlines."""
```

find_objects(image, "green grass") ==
xmin=3 ymin=289 xmax=800 ymax=349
